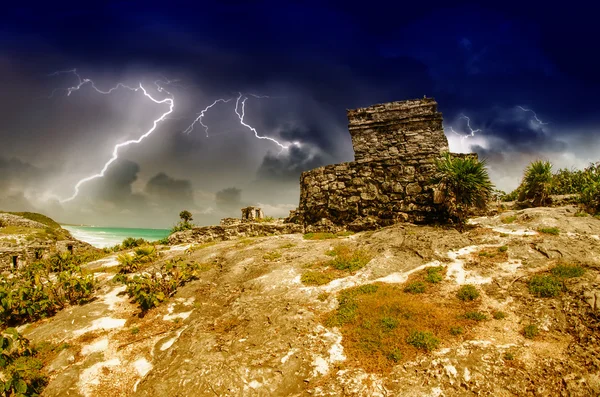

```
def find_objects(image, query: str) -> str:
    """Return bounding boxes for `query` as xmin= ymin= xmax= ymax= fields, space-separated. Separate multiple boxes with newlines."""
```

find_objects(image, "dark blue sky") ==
xmin=1 ymin=1 xmax=598 ymax=226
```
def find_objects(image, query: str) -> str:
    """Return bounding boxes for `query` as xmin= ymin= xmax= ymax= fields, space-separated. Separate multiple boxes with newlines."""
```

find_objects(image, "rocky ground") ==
xmin=15 ymin=205 xmax=600 ymax=396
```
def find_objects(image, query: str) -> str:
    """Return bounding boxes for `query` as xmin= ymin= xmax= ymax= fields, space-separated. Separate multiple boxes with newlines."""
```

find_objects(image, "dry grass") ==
xmin=325 ymin=283 xmax=479 ymax=372
xmin=473 ymin=247 xmax=509 ymax=265
xmin=263 ymin=251 xmax=282 ymax=261
xmin=303 ymin=231 xmax=354 ymax=240
xmin=301 ymin=244 xmax=373 ymax=286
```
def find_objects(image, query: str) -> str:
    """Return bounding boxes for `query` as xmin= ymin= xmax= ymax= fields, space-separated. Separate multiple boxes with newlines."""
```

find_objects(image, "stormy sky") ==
xmin=1 ymin=2 xmax=598 ymax=228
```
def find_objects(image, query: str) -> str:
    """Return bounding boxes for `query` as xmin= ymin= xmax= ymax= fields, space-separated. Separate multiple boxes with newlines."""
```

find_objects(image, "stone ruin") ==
xmin=292 ymin=97 xmax=476 ymax=231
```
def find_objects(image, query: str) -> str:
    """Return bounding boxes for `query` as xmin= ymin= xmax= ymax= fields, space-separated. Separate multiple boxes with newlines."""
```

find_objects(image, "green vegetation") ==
xmin=432 ymin=152 xmax=494 ymax=228
xmin=301 ymin=245 xmax=372 ymax=286
xmin=501 ymin=215 xmax=517 ymax=224
xmin=574 ymin=211 xmax=588 ymax=217
xmin=0 ymin=328 xmax=48 ymax=396
xmin=498 ymin=245 xmax=508 ymax=253
xmin=456 ymin=284 xmax=480 ymax=301
xmin=528 ymin=275 xmax=561 ymax=297
xmin=406 ymin=331 xmax=440 ymax=351
xmin=551 ymin=264 xmax=585 ymax=279
xmin=317 ymin=292 xmax=329 ymax=302
xmin=121 ymin=237 xmax=148 ymax=249
xmin=425 ymin=266 xmax=444 ymax=283
xmin=519 ymin=160 xmax=553 ymax=206
xmin=130 ymin=327 xmax=140 ymax=335
xmin=538 ymin=227 xmax=560 ymax=235
xmin=118 ymin=259 xmax=205 ymax=312
xmin=170 ymin=210 xmax=194 ymax=234
xmin=279 ymin=242 xmax=296 ymax=249
xmin=503 ymin=161 xmax=600 ymax=213
xmin=301 ymin=271 xmax=335 ymax=286
xmin=450 ymin=326 xmax=463 ymax=335
xmin=117 ymin=245 xmax=157 ymax=274
xmin=403 ymin=281 xmax=426 ymax=294
xmin=303 ymin=231 xmax=353 ymax=240
xmin=504 ymin=352 xmax=515 ymax=360
xmin=493 ymin=311 xmax=507 ymax=320
xmin=463 ymin=311 xmax=487 ymax=321
xmin=262 ymin=251 xmax=282 ymax=261
xmin=257 ymin=216 xmax=275 ymax=223
xmin=0 ymin=262 xmax=95 ymax=326
xmin=523 ymin=324 xmax=539 ymax=339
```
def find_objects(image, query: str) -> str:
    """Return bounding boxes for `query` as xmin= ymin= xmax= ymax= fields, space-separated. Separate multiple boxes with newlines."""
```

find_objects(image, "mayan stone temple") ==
xmin=294 ymin=97 xmax=475 ymax=231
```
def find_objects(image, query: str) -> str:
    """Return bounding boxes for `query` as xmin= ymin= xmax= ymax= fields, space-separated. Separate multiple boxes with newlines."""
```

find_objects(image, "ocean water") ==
xmin=62 ymin=225 xmax=171 ymax=248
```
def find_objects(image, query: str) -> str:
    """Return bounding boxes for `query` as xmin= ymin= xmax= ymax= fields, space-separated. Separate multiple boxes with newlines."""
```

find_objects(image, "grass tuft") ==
xmin=463 ymin=311 xmax=487 ymax=321
xmin=403 ymin=281 xmax=426 ymax=294
xmin=406 ymin=331 xmax=440 ymax=351
xmin=528 ymin=275 xmax=561 ymax=297
xmin=538 ymin=227 xmax=560 ymax=235
xmin=501 ymin=215 xmax=517 ymax=224
xmin=425 ymin=266 xmax=444 ymax=284
xmin=493 ymin=311 xmax=507 ymax=320
xmin=456 ymin=285 xmax=480 ymax=301
xmin=551 ymin=264 xmax=585 ymax=279
xmin=523 ymin=324 xmax=539 ymax=339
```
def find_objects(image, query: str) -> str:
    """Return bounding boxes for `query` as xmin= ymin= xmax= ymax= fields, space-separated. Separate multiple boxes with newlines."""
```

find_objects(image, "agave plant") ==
xmin=519 ymin=160 xmax=553 ymax=206
xmin=432 ymin=153 xmax=494 ymax=228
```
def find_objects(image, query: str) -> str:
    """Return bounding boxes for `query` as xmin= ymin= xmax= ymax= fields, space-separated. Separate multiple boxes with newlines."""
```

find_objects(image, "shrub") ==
xmin=523 ymin=324 xmax=539 ymax=339
xmin=528 ymin=275 xmax=561 ymax=297
xmin=464 ymin=311 xmax=487 ymax=321
xmin=120 ymin=259 xmax=203 ymax=312
xmin=121 ymin=237 xmax=148 ymax=249
xmin=519 ymin=160 xmax=553 ymax=206
xmin=504 ymin=352 xmax=515 ymax=360
xmin=551 ymin=264 xmax=585 ymax=279
xmin=432 ymin=153 xmax=494 ymax=228
xmin=425 ymin=266 xmax=444 ymax=284
xmin=380 ymin=317 xmax=399 ymax=331
xmin=498 ymin=245 xmax=508 ymax=253
xmin=0 ymin=328 xmax=48 ymax=396
xmin=117 ymin=246 xmax=157 ymax=274
xmin=404 ymin=281 xmax=426 ymax=294
xmin=538 ymin=227 xmax=560 ymax=235
xmin=406 ymin=331 xmax=440 ymax=351
xmin=580 ymin=180 xmax=600 ymax=214
xmin=493 ymin=311 xmax=507 ymax=320
xmin=0 ymin=263 xmax=95 ymax=326
xmin=450 ymin=326 xmax=463 ymax=335
xmin=456 ymin=284 xmax=479 ymax=301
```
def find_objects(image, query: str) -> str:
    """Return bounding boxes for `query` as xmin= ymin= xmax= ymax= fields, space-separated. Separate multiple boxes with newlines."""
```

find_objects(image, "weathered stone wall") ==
xmin=347 ymin=98 xmax=448 ymax=163
xmin=297 ymin=98 xmax=475 ymax=230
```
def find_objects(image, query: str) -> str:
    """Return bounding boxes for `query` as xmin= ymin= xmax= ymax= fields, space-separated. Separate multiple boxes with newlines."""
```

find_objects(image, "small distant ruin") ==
xmin=241 ymin=206 xmax=264 ymax=221
xmin=293 ymin=97 xmax=476 ymax=231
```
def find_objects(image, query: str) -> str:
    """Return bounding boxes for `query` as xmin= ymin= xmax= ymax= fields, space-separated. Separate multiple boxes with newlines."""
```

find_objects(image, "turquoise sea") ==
xmin=62 ymin=225 xmax=171 ymax=248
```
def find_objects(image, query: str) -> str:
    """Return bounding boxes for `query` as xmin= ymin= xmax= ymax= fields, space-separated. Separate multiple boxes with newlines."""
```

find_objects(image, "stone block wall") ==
xmin=347 ymin=98 xmax=448 ymax=162
xmin=296 ymin=97 xmax=475 ymax=230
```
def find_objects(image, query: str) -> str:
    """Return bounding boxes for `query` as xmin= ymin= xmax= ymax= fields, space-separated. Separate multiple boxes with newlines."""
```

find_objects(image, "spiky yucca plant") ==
xmin=519 ymin=160 xmax=553 ymax=206
xmin=432 ymin=153 xmax=494 ymax=228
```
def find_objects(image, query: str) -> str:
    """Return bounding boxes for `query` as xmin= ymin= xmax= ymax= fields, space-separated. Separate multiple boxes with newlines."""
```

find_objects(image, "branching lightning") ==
xmin=517 ymin=106 xmax=548 ymax=125
xmin=183 ymin=92 xmax=299 ymax=150
xmin=183 ymin=98 xmax=232 ymax=136
xmin=447 ymin=114 xmax=481 ymax=141
xmin=50 ymin=69 xmax=174 ymax=203
xmin=234 ymin=93 xmax=292 ymax=150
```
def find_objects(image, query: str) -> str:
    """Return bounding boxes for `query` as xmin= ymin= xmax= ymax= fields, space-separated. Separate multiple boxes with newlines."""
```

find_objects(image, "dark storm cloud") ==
xmin=145 ymin=172 xmax=193 ymax=207
xmin=257 ymin=146 xmax=326 ymax=183
xmin=215 ymin=187 xmax=243 ymax=213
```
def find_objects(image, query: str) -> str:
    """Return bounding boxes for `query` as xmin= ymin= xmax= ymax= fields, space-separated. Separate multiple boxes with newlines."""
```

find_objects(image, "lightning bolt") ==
xmin=50 ymin=70 xmax=175 ymax=203
xmin=517 ymin=106 xmax=548 ymax=125
xmin=183 ymin=92 xmax=299 ymax=150
xmin=183 ymin=98 xmax=232 ymax=136
xmin=447 ymin=114 xmax=481 ymax=141
xmin=234 ymin=92 xmax=294 ymax=150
